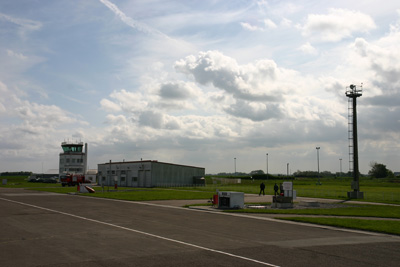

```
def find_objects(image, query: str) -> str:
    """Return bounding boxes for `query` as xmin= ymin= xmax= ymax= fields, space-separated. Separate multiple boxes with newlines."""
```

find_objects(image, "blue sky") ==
xmin=1 ymin=0 xmax=400 ymax=175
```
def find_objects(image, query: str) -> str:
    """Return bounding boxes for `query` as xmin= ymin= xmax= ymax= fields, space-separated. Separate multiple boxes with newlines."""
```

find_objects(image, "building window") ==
xmin=72 ymin=159 xmax=76 ymax=163
xmin=121 ymin=170 xmax=126 ymax=174
xmin=133 ymin=177 xmax=138 ymax=182
xmin=66 ymin=159 xmax=70 ymax=163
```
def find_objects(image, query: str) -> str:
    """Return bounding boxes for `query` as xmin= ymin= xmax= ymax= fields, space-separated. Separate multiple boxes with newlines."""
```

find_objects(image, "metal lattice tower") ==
xmin=345 ymin=84 xmax=363 ymax=199
xmin=348 ymin=97 xmax=354 ymax=174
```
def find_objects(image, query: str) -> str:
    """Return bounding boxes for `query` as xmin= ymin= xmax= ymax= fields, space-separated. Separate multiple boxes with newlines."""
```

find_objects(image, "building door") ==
xmin=132 ymin=177 xmax=138 ymax=187
xmin=120 ymin=175 xmax=126 ymax=187
xmin=138 ymin=171 xmax=145 ymax=187
xmin=145 ymin=170 xmax=152 ymax=187
xmin=138 ymin=170 xmax=151 ymax=187
xmin=126 ymin=171 xmax=131 ymax=187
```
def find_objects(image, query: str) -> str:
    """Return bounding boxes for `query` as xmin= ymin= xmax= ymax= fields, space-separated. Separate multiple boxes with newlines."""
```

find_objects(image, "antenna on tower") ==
xmin=345 ymin=83 xmax=364 ymax=199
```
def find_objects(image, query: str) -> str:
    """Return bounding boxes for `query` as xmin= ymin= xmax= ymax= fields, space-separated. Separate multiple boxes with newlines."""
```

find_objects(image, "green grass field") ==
xmin=0 ymin=176 xmax=60 ymax=188
xmin=1 ymin=175 xmax=399 ymax=204
xmin=187 ymin=176 xmax=400 ymax=204
xmin=279 ymin=217 xmax=400 ymax=236
xmin=31 ymin=186 xmax=214 ymax=201
xmin=229 ymin=204 xmax=400 ymax=218
xmin=1 ymin=175 xmax=400 ymax=204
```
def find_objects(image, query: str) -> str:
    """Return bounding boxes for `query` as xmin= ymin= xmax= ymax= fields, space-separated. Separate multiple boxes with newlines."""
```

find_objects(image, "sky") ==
xmin=1 ymin=0 xmax=400 ymax=175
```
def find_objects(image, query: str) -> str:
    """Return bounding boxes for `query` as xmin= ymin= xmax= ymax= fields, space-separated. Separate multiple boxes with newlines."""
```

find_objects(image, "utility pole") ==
xmin=316 ymin=147 xmax=320 ymax=185
xmin=234 ymin=158 xmax=236 ymax=176
xmin=287 ymin=163 xmax=289 ymax=177
xmin=346 ymin=84 xmax=363 ymax=199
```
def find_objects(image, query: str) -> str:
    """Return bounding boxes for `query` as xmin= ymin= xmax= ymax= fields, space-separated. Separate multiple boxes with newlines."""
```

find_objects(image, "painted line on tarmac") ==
xmin=0 ymin=197 xmax=280 ymax=267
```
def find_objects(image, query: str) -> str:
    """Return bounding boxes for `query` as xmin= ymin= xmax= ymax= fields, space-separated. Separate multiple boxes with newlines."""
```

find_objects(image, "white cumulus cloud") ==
xmin=300 ymin=8 xmax=376 ymax=42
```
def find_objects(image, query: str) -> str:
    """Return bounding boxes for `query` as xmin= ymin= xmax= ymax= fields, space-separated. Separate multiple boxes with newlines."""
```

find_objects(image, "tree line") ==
xmin=0 ymin=171 xmax=32 ymax=176
xmin=209 ymin=162 xmax=397 ymax=179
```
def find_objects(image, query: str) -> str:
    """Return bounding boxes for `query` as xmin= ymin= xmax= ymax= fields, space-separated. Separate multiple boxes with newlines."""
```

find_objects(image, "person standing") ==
xmin=259 ymin=182 xmax=265 ymax=196
xmin=274 ymin=183 xmax=279 ymax=196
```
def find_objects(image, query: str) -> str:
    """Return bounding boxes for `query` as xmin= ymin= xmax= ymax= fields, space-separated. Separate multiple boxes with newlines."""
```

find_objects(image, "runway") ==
xmin=1 ymin=188 xmax=399 ymax=267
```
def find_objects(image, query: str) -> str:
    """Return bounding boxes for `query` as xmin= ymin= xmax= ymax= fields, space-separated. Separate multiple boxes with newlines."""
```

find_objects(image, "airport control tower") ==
xmin=59 ymin=141 xmax=87 ymax=176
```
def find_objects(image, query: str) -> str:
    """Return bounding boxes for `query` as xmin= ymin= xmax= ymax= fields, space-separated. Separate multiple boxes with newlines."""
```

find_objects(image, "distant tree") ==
xmin=250 ymin=170 xmax=265 ymax=175
xmin=293 ymin=170 xmax=318 ymax=178
xmin=368 ymin=162 xmax=390 ymax=178
xmin=251 ymin=173 xmax=276 ymax=180
xmin=321 ymin=171 xmax=334 ymax=177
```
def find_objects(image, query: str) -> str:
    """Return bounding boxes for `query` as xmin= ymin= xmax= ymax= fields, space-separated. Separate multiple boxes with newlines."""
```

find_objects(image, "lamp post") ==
xmin=266 ymin=153 xmax=269 ymax=178
xmin=234 ymin=157 xmax=236 ymax=176
xmin=287 ymin=163 xmax=289 ymax=177
xmin=339 ymin=158 xmax=342 ymax=176
xmin=316 ymin=147 xmax=320 ymax=185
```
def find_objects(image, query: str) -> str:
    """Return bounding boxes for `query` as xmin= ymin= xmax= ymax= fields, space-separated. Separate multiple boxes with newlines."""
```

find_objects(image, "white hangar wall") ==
xmin=97 ymin=160 xmax=205 ymax=188
xmin=151 ymin=162 xmax=205 ymax=187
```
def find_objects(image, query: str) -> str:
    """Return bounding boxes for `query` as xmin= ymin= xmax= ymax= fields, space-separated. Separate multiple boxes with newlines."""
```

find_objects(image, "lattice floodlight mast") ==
xmin=345 ymin=84 xmax=364 ymax=199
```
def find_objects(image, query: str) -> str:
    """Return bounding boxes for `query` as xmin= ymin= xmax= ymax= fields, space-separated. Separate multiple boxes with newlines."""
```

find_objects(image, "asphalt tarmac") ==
xmin=1 ymin=188 xmax=399 ymax=267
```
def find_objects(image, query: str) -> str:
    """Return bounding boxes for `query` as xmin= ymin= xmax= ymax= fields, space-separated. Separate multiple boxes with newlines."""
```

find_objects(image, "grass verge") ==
xmin=30 ymin=187 xmax=213 ymax=201
xmin=278 ymin=217 xmax=400 ymax=235
xmin=226 ymin=204 xmax=400 ymax=219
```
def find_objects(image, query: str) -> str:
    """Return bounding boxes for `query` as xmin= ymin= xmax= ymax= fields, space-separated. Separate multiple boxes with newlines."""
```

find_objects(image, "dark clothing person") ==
xmin=259 ymin=182 xmax=265 ymax=196
xmin=274 ymin=183 xmax=279 ymax=196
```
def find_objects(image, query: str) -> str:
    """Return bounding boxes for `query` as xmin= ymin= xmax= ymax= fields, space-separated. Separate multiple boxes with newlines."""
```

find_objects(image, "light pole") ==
xmin=287 ymin=163 xmax=289 ymax=177
xmin=316 ymin=147 xmax=320 ymax=185
xmin=234 ymin=157 xmax=236 ymax=176
xmin=266 ymin=153 xmax=269 ymax=178
xmin=339 ymin=158 xmax=342 ymax=176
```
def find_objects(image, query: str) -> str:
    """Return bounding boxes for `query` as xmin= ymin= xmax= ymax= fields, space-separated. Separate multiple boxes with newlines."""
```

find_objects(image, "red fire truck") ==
xmin=60 ymin=173 xmax=90 ymax=187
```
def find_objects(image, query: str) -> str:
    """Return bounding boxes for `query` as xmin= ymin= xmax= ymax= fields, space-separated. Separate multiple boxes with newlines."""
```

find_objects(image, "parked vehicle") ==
xmin=43 ymin=178 xmax=58 ymax=183
xmin=60 ymin=174 xmax=90 ymax=187
xmin=28 ymin=176 xmax=58 ymax=183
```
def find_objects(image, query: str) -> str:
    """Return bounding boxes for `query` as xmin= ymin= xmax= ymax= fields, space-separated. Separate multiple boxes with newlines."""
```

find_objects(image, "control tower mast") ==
xmin=345 ymin=84 xmax=363 ymax=199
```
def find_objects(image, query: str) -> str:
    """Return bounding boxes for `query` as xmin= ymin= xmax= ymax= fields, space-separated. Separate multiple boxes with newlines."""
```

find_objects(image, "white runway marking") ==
xmin=0 ymin=197 xmax=280 ymax=267
xmin=84 ymin=196 xmax=394 ymax=237
xmin=2 ymin=192 xmax=60 ymax=196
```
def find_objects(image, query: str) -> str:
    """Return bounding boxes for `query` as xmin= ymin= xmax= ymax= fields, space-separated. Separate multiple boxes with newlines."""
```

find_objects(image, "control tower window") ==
xmin=62 ymin=145 xmax=83 ymax=153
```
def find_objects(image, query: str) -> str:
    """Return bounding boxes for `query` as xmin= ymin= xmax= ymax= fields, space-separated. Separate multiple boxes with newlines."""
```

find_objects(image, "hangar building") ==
xmin=97 ymin=160 xmax=205 ymax=187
